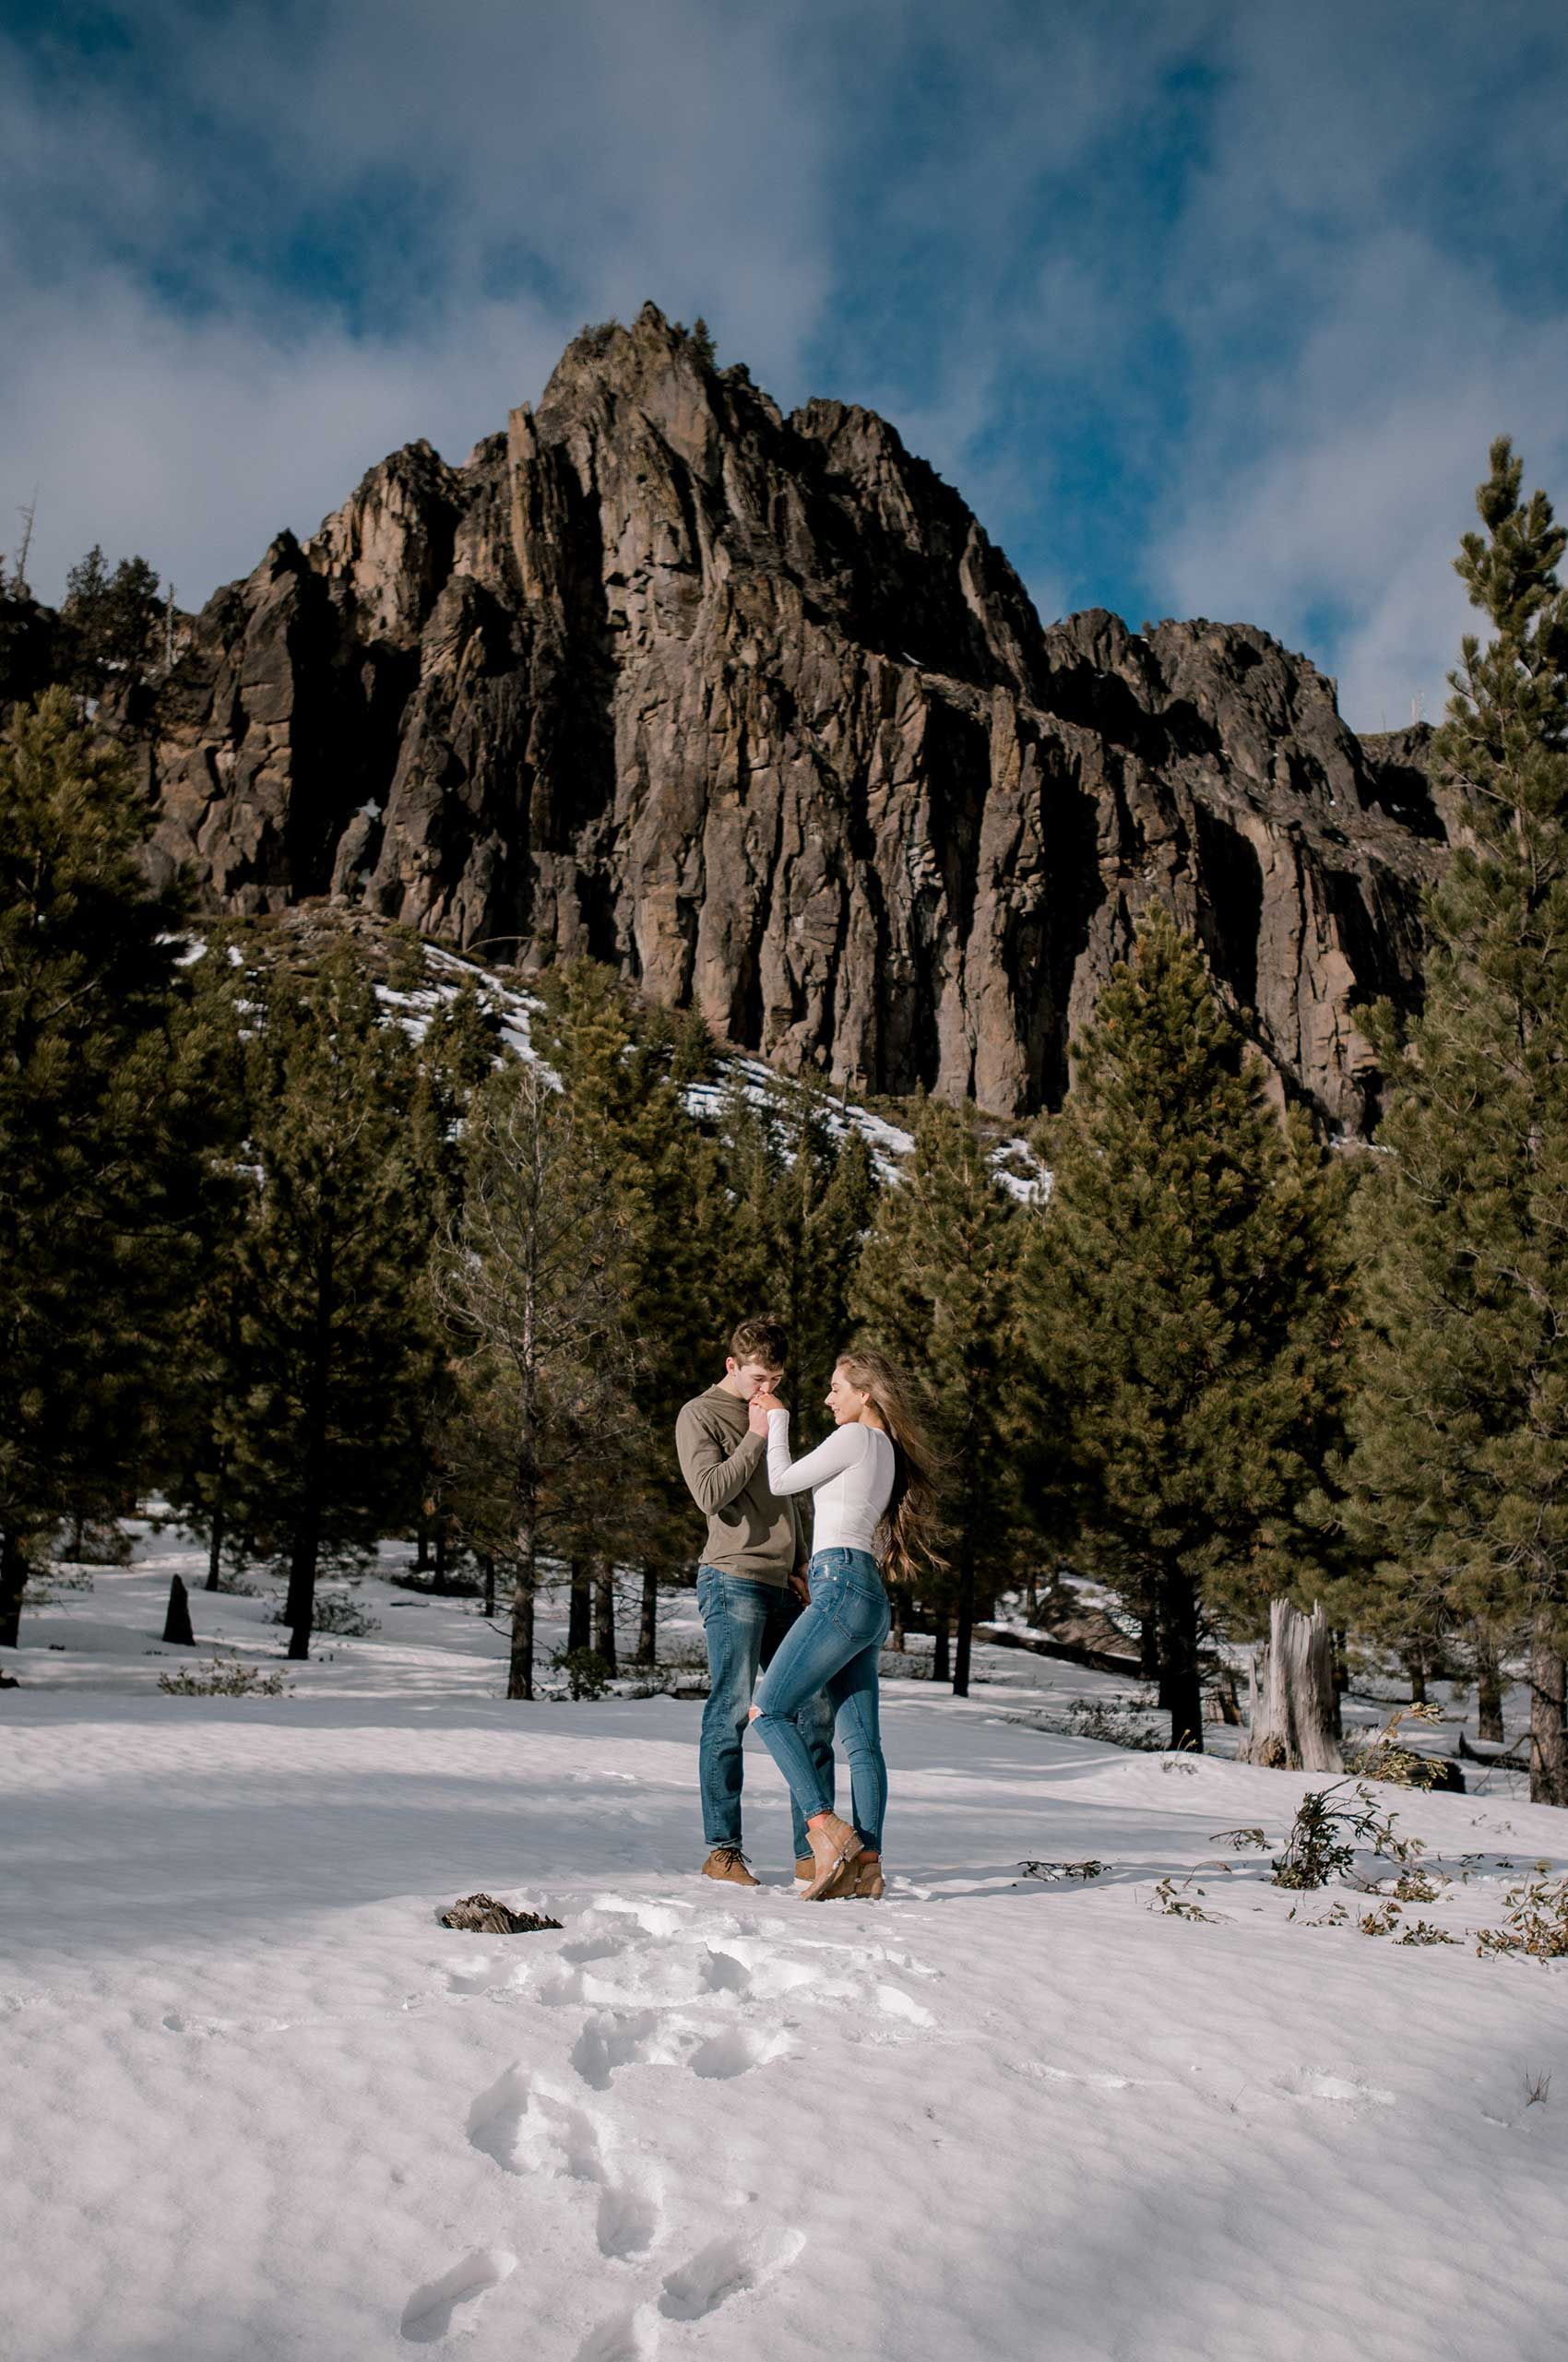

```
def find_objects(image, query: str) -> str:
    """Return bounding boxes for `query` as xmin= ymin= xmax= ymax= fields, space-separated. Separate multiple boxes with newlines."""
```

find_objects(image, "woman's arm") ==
xmin=765 ymin=1410 xmax=868 ymax=1497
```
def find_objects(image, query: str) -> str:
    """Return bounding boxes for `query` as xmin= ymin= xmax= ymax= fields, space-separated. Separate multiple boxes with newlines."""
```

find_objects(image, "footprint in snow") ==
xmin=574 ymin=2308 xmax=659 ymax=2362
xmin=467 ymin=2064 xmax=662 ymax=2260
xmin=686 ymin=2023 xmax=793 ymax=2080
xmin=571 ymin=2009 xmax=667 ymax=2090
xmin=399 ymin=2249 xmax=516 ymax=2344
xmin=658 ymin=2226 xmax=806 ymax=2321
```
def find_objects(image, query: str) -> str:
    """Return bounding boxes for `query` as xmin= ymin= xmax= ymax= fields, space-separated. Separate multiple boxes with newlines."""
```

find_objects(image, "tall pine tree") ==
xmin=440 ymin=1057 xmax=641 ymax=1699
xmin=228 ymin=944 xmax=427 ymax=1657
xmin=851 ymin=1095 xmax=1018 ymax=1694
xmin=0 ymin=690 xmax=207 ymax=1645
xmin=1348 ymin=438 xmax=1568 ymax=1804
xmin=1023 ymin=908 xmax=1352 ymax=1750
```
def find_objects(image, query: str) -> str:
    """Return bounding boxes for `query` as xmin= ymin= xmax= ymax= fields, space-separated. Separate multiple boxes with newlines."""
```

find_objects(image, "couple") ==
xmin=674 ymin=1315 xmax=936 ymax=1903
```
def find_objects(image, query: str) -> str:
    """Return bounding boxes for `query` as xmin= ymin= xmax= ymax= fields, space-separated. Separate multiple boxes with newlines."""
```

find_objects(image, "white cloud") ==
xmin=1149 ymin=2 xmax=1568 ymax=730
xmin=3 ymin=0 xmax=1566 ymax=736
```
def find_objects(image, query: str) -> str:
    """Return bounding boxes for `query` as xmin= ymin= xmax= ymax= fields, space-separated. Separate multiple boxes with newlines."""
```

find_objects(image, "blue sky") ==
xmin=3 ymin=0 xmax=1565 ymax=729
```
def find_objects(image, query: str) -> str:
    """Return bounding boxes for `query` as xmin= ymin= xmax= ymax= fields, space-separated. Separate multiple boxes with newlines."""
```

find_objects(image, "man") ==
xmin=675 ymin=1315 xmax=836 ymax=1886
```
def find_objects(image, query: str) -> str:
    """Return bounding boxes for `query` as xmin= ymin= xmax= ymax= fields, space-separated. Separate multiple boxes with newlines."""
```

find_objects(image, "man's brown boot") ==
xmin=799 ymin=1813 xmax=861 ymax=1901
xmin=793 ymin=1857 xmax=813 ymax=1883
xmin=701 ymin=1845 xmax=759 ymax=1887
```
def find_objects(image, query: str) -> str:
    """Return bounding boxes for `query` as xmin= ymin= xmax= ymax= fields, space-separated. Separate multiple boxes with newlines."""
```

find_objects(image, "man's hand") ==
xmin=788 ymin=1567 xmax=811 ymax=1604
xmin=747 ymin=1387 xmax=782 ymax=1436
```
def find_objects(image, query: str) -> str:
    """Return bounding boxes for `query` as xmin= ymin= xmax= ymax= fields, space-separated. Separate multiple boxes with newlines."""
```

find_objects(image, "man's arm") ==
xmin=675 ymin=1403 xmax=766 ymax=1517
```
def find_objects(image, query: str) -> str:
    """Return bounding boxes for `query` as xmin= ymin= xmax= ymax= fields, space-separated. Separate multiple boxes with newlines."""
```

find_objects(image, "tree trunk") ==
xmin=287 ymin=1251 xmax=333 ymax=1659
xmin=889 ymin=1585 xmax=907 ymax=1655
xmin=1161 ymin=1573 xmax=1205 ymax=1754
xmin=1330 ymin=1626 xmax=1348 ymax=1739
xmin=0 ymin=1528 xmax=31 ymax=1651
xmin=1139 ymin=1601 xmax=1161 ymax=1683
xmin=1406 ymin=1643 xmax=1428 ymax=1706
xmin=567 ymin=1557 xmax=591 ymax=1653
xmin=285 ymin=1504 xmax=319 ymax=1661
xmin=593 ymin=1558 xmax=617 ymax=1674
xmin=162 ymin=1573 xmax=196 ymax=1645
xmin=1526 ymin=1617 xmax=1567 ymax=1808
xmin=1241 ymin=1597 xmax=1342 ymax=1772
xmin=636 ymin=1563 xmax=658 ymax=1666
xmin=932 ymin=1610 xmax=950 ymax=1684
xmin=1476 ymin=1631 xmax=1505 ymax=1746
xmin=507 ymin=1543 xmax=536 ymax=1702
xmin=480 ymin=1553 xmax=496 ymax=1619
xmin=952 ymin=1549 xmax=975 ymax=1697
xmin=415 ymin=1522 xmax=431 ymax=1573
xmin=68 ymin=1510 xmax=85 ymax=1561
xmin=205 ymin=1490 xmax=226 ymax=1594
xmin=433 ymin=1522 xmax=448 ymax=1587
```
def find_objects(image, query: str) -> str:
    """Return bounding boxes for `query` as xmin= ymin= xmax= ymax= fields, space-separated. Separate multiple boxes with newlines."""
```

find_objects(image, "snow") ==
xmin=6 ymin=1531 xmax=1566 ymax=2362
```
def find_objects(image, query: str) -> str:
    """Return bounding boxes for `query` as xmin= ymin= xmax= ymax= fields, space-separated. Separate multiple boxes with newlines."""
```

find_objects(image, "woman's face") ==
xmin=825 ymin=1366 xmax=869 ymax=1425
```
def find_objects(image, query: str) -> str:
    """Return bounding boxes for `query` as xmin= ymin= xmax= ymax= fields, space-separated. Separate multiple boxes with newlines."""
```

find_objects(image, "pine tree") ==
xmin=62 ymin=547 xmax=163 ymax=695
xmin=1348 ymin=438 xmax=1568 ymax=1804
xmin=149 ymin=927 xmax=256 ymax=1591
xmin=715 ymin=1079 xmax=878 ymax=1419
xmin=0 ymin=689 xmax=207 ymax=1644
xmin=403 ymin=976 xmax=505 ymax=1585
xmin=851 ymin=1096 xmax=1019 ymax=1694
xmin=1022 ymin=908 xmax=1352 ymax=1750
xmin=533 ymin=959 xmax=735 ymax=1662
xmin=440 ymin=1058 xmax=641 ymax=1699
xmin=228 ymin=944 xmax=428 ymax=1657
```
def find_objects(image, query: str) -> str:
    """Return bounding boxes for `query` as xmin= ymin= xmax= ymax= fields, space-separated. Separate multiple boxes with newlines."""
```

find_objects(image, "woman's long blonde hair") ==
xmin=834 ymin=1347 xmax=944 ymax=1588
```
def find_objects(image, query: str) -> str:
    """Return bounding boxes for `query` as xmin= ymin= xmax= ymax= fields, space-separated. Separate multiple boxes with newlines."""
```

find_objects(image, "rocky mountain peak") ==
xmin=140 ymin=306 xmax=1444 ymax=1134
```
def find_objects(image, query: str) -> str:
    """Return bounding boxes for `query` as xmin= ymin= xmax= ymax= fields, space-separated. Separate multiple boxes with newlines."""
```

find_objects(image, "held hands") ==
xmin=747 ymin=1385 xmax=784 ymax=1436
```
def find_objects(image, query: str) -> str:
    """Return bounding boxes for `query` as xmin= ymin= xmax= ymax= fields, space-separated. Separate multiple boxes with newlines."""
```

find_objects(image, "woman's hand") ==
xmin=748 ymin=1386 xmax=783 ymax=1435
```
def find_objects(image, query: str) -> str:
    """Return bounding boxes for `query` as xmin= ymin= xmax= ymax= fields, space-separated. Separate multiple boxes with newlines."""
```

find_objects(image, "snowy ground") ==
xmin=5 ymin=1529 xmax=1566 ymax=2362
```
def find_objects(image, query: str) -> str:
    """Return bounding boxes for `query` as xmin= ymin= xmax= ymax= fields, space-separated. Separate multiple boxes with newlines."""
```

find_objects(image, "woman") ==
xmin=746 ymin=1348 xmax=940 ymax=1901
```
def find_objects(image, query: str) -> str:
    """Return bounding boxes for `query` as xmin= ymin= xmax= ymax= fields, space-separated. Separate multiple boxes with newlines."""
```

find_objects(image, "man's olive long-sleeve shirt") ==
xmin=674 ymin=1383 xmax=806 ymax=1586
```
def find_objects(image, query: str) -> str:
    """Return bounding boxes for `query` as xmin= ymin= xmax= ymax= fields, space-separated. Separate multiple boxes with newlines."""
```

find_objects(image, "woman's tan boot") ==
xmin=800 ymin=1813 xmax=862 ymax=1901
xmin=849 ymin=1854 xmax=885 ymax=1900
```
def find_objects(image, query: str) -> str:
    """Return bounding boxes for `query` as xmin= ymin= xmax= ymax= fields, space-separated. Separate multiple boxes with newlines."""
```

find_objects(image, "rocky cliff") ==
xmin=144 ymin=303 xmax=1445 ymax=1130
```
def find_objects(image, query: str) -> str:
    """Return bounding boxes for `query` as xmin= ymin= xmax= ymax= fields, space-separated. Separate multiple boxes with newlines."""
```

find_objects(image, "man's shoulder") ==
xmin=676 ymin=1386 xmax=727 ymax=1432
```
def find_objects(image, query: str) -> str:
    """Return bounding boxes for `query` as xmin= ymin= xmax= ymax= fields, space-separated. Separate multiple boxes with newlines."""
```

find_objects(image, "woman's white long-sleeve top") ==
xmin=765 ymin=1411 xmax=895 ymax=1558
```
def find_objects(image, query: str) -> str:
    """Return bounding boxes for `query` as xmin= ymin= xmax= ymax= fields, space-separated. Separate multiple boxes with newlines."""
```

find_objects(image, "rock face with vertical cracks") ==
xmin=146 ymin=303 xmax=1445 ymax=1130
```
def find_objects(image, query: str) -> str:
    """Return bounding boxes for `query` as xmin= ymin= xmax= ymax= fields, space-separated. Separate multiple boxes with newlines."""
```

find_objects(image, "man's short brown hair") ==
xmin=730 ymin=1315 xmax=789 ymax=1371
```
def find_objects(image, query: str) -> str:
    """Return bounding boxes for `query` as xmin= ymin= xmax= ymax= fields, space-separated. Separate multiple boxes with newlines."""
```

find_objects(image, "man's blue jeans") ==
xmin=696 ymin=1567 xmax=835 ymax=1860
xmin=752 ymin=1548 xmax=892 ymax=1854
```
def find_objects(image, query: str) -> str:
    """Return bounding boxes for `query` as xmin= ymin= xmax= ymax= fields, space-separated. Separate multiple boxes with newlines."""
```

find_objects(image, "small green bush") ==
xmin=552 ymin=1645 xmax=613 ymax=1701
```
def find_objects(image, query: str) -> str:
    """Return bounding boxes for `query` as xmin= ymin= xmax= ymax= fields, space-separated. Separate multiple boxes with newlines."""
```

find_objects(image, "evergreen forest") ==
xmin=4 ymin=441 xmax=1567 ymax=1809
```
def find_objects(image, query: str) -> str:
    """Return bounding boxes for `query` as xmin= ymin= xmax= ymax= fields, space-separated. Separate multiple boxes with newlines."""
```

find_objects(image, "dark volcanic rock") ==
xmin=145 ymin=303 xmax=1446 ymax=1130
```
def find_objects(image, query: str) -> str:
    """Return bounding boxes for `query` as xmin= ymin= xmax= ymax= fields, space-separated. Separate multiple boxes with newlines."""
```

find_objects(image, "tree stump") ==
xmin=1240 ymin=1597 xmax=1342 ymax=1772
xmin=162 ymin=1573 xmax=196 ymax=1646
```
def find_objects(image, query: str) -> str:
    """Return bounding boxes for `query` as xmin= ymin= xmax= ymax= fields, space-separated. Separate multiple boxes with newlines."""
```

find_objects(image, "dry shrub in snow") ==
xmin=1344 ymin=1703 xmax=1459 ymax=1792
xmin=158 ymin=1656 xmax=293 ymax=1697
xmin=1476 ymin=1875 xmax=1568 ymax=1961
xmin=1270 ymin=1783 xmax=1420 ymax=1891
xmin=270 ymin=1589 xmax=379 ymax=1638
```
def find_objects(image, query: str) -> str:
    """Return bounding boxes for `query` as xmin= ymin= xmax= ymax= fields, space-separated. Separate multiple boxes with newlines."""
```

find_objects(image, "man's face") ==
xmin=728 ymin=1357 xmax=784 ymax=1401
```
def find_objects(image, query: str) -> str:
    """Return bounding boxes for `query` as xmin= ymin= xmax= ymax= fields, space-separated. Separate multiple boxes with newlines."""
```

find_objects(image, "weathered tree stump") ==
xmin=438 ymin=1893 xmax=563 ymax=1934
xmin=161 ymin=1573 xmax=196 ymax=1646
xmin=1239 ymin=1597 xmax=1343 ymax=1772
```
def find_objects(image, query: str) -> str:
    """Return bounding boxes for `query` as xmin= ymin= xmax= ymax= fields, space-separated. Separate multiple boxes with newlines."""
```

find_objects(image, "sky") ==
xmin=2 ymin=0 xmax=1565 ymax=731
